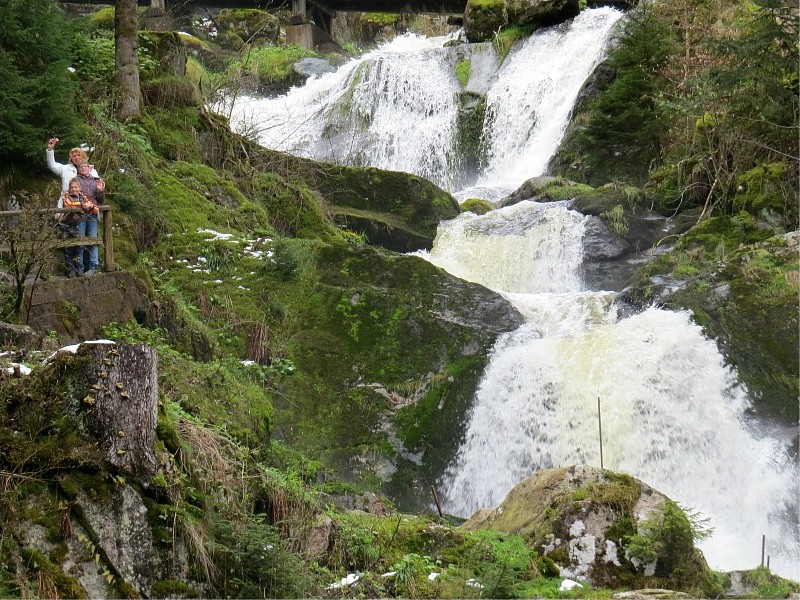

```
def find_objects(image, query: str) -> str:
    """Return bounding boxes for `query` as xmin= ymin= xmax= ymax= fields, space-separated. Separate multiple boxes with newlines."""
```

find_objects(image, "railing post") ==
xmin=102 ymin=206 xmax=115 ymax=273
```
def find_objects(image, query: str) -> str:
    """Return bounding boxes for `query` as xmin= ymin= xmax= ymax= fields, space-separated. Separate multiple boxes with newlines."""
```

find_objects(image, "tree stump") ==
xmin=71 ymin=342 xmax=158 ymax=478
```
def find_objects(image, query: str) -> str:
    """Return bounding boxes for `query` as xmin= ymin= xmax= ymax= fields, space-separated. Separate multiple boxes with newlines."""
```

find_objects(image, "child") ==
xmin=75 ymin=162 xmax=105 ymax=275
xmin=61 ymin=177 xmax=98 ymax=278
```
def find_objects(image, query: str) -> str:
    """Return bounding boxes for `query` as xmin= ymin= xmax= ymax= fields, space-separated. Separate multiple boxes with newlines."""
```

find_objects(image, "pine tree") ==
xmin=575 ymin=1 xmax=680 ymax=185
xmin=0 ymin=0 xmax=81 ymax=167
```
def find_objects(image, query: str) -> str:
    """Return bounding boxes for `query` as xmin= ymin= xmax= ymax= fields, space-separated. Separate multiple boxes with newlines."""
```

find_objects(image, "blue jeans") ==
xmin=83 ymin=214 xmax=99 ymax=270
xmin=65 ymin=219 xmax=87 ymax=273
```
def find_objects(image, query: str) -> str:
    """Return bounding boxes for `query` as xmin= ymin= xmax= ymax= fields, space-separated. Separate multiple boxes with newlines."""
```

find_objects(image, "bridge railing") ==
xmin=0 ymin=205 xmax=115 ymax=273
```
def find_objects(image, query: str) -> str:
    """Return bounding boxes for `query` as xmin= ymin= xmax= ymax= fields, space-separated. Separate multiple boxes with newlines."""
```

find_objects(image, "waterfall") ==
xmin=229 ymin=8 xmax=623 ymax=192
xmin=426 ymin=203 xmax=799 ymax=579
xmin=478 ymin=8 xmax=622 ymax=189
xmin=227 ymin=6 xmax=799 ymax=580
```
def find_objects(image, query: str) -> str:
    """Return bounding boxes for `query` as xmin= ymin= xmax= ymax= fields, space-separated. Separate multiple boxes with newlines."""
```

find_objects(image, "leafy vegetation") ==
xmin=0 ymin=0 xmax=797 ymax=597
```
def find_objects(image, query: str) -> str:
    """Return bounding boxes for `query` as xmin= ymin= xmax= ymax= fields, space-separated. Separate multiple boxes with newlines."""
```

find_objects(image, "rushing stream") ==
xmin=229 ymin=8 xmax=800 ymax=579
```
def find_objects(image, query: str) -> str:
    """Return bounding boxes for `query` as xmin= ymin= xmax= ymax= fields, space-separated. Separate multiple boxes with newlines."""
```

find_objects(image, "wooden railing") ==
xmin=0 ymin=205 xmax=115 ymax=273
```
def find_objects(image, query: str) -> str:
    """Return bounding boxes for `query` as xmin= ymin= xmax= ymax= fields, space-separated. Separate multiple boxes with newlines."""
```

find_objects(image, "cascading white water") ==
xmin=478 ymin=8 xmax=622 ymax=189
xmin=228 ymin=34 xmax=463 ymax=189
xmin=227 ymin=6 xmax=799 ymax=580
xmin=424 ymin=203 xmax=799 ymax=579
xmin=228 ymin=8 xmax=623 ymax=192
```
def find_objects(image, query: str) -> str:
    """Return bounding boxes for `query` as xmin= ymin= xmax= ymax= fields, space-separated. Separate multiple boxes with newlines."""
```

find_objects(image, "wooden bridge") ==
xmin=71 ymin=0 xmax=467 ymax=17
xmin=66 ymin=0 xmax=465 ymax=49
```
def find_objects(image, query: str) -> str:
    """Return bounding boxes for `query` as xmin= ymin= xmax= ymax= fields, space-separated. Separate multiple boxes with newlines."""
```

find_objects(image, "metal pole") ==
xmin=761 ymin=534 xmax=765 ymax=567
xmin=598 ymin=397 xmax=604 ymax=470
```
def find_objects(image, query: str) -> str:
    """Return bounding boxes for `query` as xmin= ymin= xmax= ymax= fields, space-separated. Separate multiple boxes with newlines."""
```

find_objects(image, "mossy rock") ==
xmin=506 ymin=0 xmax=579 ymax=28
xmin=460 ymin=197 xmax=493 ymax=214
xmin=464 ymin=0 xmax=507 ymax=43
xmin=217 ymin=8 xmax=280 ymax=45
xmin=461 ymin=465 xmax=722 ymax=596
xmin=299 ymin=162 xmax=460 ymax=251
xmin=273 ymin=243 xmax=522 ymax=502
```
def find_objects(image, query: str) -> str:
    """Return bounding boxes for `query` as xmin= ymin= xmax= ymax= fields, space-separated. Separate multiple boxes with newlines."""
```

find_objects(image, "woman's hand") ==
xmin=96 ymin=178 xmax=105 ymax=192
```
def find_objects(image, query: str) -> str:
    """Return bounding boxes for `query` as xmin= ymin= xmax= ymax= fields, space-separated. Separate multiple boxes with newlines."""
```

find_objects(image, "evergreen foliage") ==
xmin=574 ymin=1 xmax=678 ymax=185
xmin=0 ymin=0 xmax=82 ymax=167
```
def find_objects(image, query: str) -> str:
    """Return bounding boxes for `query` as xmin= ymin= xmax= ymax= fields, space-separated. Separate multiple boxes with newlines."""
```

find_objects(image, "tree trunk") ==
xmin=115 ymin=0 xmax=141 ymax=120
xmin=75 ymin=342 xmax=158 ymax=478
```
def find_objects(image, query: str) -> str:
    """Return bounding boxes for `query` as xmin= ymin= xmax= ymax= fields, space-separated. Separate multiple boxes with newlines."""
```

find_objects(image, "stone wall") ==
xmin=23 ymin=272 xmax=151 ymax=344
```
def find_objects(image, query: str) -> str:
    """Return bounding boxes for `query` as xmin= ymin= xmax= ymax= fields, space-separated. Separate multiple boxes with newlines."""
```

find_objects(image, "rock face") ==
xmin=464 ymin=0 xmax=579 ymax=43
xmin=461 ymin=465 xmax=717 ymax=593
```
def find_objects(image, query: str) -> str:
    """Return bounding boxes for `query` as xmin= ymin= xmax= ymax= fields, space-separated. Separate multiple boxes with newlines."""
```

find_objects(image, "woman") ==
xmin=45 ymin=138 xmax=99 ymax=207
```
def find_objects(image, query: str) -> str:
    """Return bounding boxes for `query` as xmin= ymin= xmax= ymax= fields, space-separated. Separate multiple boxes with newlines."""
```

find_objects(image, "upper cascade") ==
xmin=229 ymin=7 xmax=623 ymax=196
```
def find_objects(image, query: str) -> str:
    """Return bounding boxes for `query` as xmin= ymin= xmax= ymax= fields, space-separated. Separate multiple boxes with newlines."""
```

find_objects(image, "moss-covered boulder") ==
xmin=216 ymin=8 xmax=280 ymax=47
xmin=276 ymin=243 xmax=524 ymax=506
xmin=267 ymin=154 xmax=461 ymax=251
xmin=464 ymin=0 xmax=580 ymax=42
xmin=462 ymin=465 xmax=723 ymax=596
xmin=506 ymin=0 xmax=579 ymax=28
xmin=23 ymin=272 xmax=151 ymax=345
xmin=464 ymin=0 xmax=507 ymax=43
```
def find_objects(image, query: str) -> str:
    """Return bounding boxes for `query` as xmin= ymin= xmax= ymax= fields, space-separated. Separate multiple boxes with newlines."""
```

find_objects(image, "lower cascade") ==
xmin=421 ymin=202 xmax=799 ymax=578
xmin=232 ymin=7 xmax=800 ymax=580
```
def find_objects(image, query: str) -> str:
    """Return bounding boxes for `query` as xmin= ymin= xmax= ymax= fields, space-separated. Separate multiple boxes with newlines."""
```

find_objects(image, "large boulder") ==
xmin=276 ymin=244 xmax=524 ymax=508
xmin=24 ymin=272 xmax=151 ymax=345
xmin=506 ymin=0 xmax=580 ymax=28
xmin=464 ymin=0 xmax=579 ymax=42
xmin=216 ymin=8 xmax=280 ymax=46
xmin=461 ymin=465 xmax=722 ymax=595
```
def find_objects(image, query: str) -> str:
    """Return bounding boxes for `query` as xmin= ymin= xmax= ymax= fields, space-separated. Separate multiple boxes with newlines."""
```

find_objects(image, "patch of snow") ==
xmin=466 ymin=578 xmax=484 ymax=588
xmin=428 ymin=572 xmax=440 ymax=580
xmin=559 ymin=579 xmax=583 ymax=591
xmin=327 ymin=573 xmax=360 ymax=590
xmin=4 ymin=363 xmax=32 ymax=376
xmin=44 ymin=340 xmax=116 ymax=364
xmin=197 ymin=228 xmax=234 ymax=241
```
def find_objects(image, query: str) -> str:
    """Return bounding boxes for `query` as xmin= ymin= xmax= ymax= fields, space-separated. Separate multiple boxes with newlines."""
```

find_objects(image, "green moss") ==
xmin=734 ymin=162 xmax=797 ymax=219
xmin=460 ymin=197 xmax=493 ymax=215
xmin=151 ymin=579 xmax=199 ymax=598
xmin=546 ymin=545 xmax=569 ymax=566
xmin=20 ymin=547 xmax=87 ymax=599
xmin=241 ymin=45 xmax=317 ymax=89
xmin=90 ymin=6 xmax=115 ymax=29
xmin=59 ymin=471 xmax=112 ymax=502
xmin=493 ymin=25 xmax=535 ymax=62
xmin=455 ymin=59 xmax=471 ymax=88
xmin=742 ymin=566 xmax=800 ymax=598
xmin=156 ymin=405 xmax=181 ymax=454
xmin=252 ymin=173 xmax=339 ymax=241
xmin=465 ymin=0 xmax=507 ymax=43
xmin=141 ymin=107 xmax=202 ymax=161
xmin=56 ymin=300 xmax=81 ymax=334
xmin=360 ymin=12 xmax=401 ymax=26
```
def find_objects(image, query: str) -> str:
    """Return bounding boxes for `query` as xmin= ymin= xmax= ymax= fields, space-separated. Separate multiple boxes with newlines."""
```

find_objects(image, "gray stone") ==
xmin=293 ymin=57 xmax=337 ymax=79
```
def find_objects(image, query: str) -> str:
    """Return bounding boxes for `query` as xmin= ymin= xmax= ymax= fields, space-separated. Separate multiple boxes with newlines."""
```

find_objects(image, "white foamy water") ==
xmin=430 ymin=202 xmax=799 ymax=580
xmin=478 ymin=7 xmax=623 ymax=188
xmin=227 ymin=8 xmax=623 ymax=192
